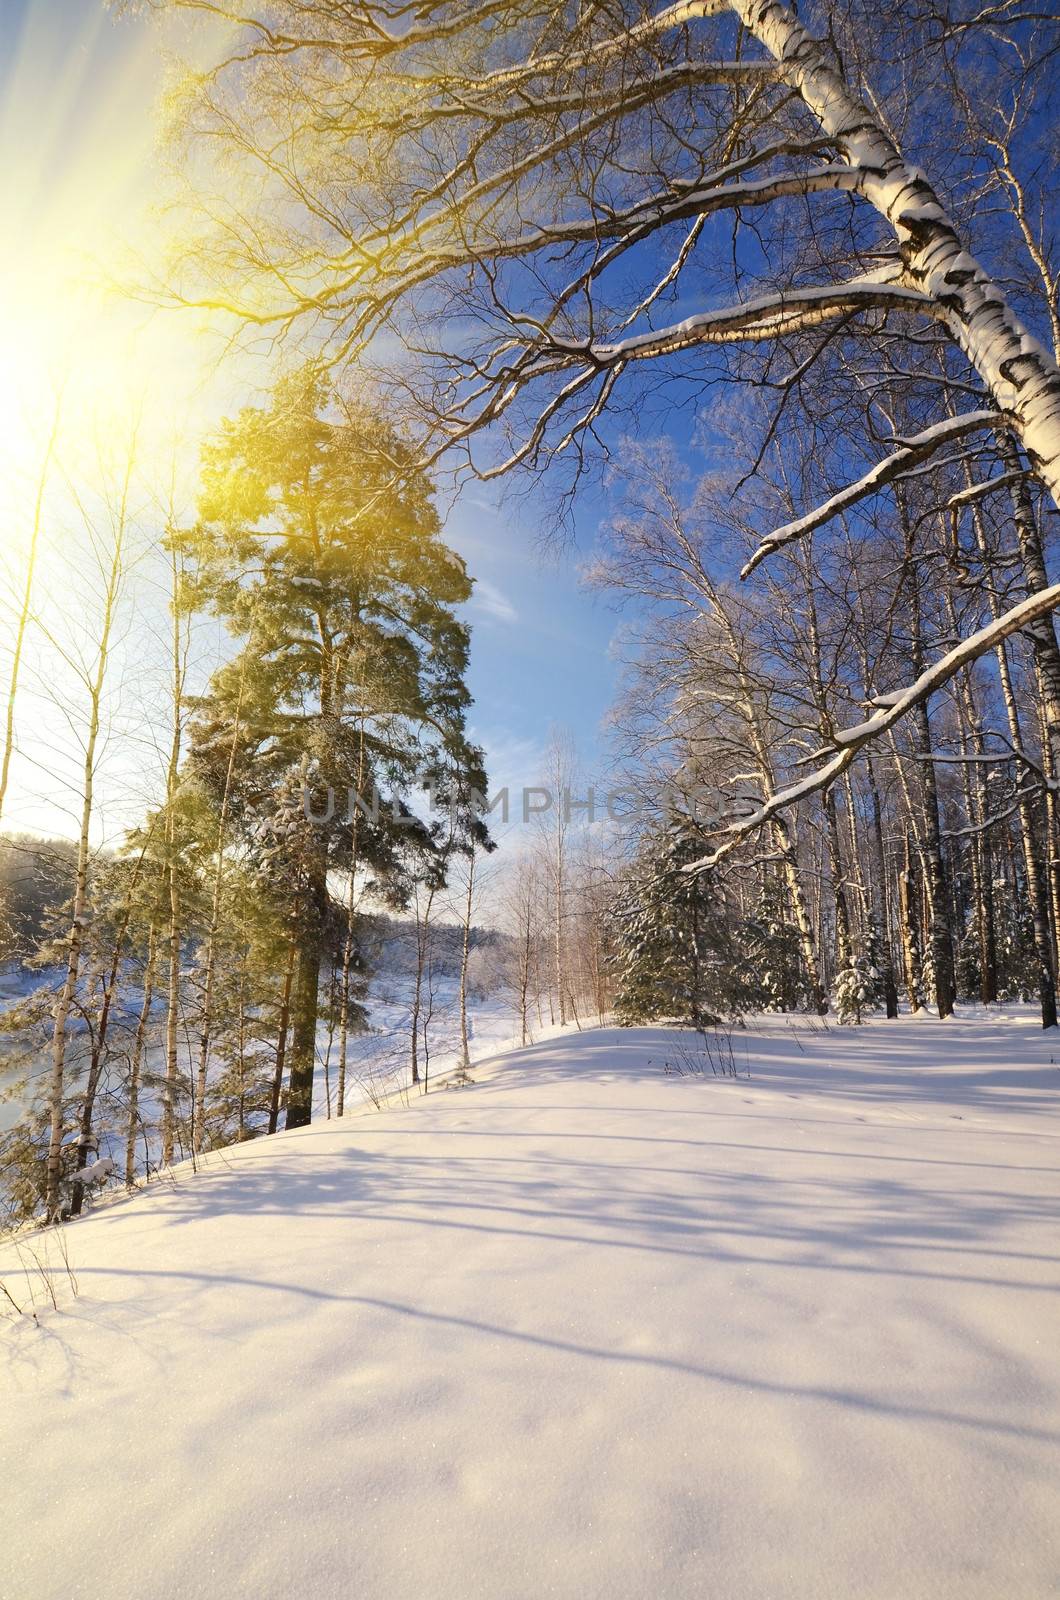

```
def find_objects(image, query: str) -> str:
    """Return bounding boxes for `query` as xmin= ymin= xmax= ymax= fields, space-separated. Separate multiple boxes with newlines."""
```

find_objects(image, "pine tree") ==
xmin=173 ymin=365 xmax=487 ymax=1129
xmin=994 ymin=880 xmax=1038 ymax=1003
xmin=741 ymin=876 xmax=806 ymax=1013
xmin=834 ymin=957 xmax=878 ymax=1026
xmin=613 ymin=825 xmax=738 ymax=1029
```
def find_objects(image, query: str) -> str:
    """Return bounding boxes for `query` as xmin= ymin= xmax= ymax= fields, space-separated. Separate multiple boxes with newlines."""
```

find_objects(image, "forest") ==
xmin=4 ymin=4 xmax=1060 ymax=1597
xmin=1 ymin=0 xmax=1059 ymax=1219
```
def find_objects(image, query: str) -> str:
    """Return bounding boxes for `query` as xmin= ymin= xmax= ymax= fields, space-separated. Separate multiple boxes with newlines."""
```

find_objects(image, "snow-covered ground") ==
xmin=326 ymin=969 xmax=540 ymax=1113
xmin=3 ymin=1009 xmax=1059 ymax=1599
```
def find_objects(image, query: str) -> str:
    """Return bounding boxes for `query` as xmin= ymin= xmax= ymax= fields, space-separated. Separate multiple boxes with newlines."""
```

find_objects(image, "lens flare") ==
xmin=0 ymin=0 xmax=233 ymax=532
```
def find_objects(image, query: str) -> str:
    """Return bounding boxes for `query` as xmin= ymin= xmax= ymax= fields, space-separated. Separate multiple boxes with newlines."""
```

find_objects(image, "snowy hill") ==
xmin=329 ymin=961 xmax=532 ymax=1113
xmin=3 ymin=1011 xmax=1059 ymax=1600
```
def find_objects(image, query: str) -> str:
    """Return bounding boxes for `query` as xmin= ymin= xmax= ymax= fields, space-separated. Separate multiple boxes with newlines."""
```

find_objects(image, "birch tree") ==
xmin=160 ymin=527 xmax=193 ymax=1167
xmin=149 ymin=0 xmax=1060 ymax=836
xmin=454 ymin=847 xmax=478 ymax=1076
xmin=589 ymin=441 xmax=828 ymax=1009
xmin=0 ymin=403 xmax=60 ymax=830
xmin=67 ymin=837 xmax=155 ymax=1216
xmin=43 ymin=446 xmax=137 ymax=1221
xmin=538 ymin=730 xmax=582 ymax=1028
xmin=155 ymin=0 xmax=1060 ymax=493
xmin=504 ymin=853 xmax=545 ymax=1046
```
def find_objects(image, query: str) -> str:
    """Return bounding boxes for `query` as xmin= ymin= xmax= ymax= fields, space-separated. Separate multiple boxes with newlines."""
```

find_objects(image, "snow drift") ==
xmin=2 ymin=1011 xmax=1058 ymax=1599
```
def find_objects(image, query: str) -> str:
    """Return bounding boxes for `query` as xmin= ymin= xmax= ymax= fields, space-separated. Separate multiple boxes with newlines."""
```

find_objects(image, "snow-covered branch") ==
xmin=692 ymin=581 xmax=1060 ymax=870
xmin=741 ymin=411 xmax=1002 ymax=577
xmin=584 ymin=274 xmax=939 ymax=366
xmin=162 ymin=0 xmax=1060 ymax=499
xmin=727 ymin=0 xmax=1060 ymax=502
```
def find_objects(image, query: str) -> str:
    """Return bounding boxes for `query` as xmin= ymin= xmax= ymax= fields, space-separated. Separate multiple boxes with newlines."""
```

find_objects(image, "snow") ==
xmin=741 ymin=410 xmax=998 ymax=579
xmin=322 ymin=966 xmax=538 ymax=1113
xmin=69 ymin=1156 xmax=117 ymax=1187
xmin=833 ymin=583 xmax=1060 ymax=748
xmin=696 ymin=577 xmax=1060 ymax=867
xmin=592 ymin=270 xmax=931 ymax=366
xmin=3 ymin=1009 xmax=1059 ymax=1599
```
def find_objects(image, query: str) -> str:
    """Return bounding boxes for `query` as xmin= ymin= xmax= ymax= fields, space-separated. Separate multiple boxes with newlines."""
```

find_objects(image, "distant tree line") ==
xmin=0 ymin=836 xmax=77 ymax=965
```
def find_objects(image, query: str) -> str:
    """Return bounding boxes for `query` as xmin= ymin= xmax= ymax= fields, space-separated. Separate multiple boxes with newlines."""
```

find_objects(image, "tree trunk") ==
xmin=864 ymin=757 xmax=899 ymax=1018
xmin=43 ymin=470 xmax=129 ymax=1222
xmin=896 ymin=489 xmax=955 ymax=1019
xmin=161 ymin=862 xmax=182 ymax=1165
xmin=192 ymin=661 xmax=248 ymax=1153
xmin=841 ymin=771 xmax=868 ymax=952
xmin=335 ymin=896 xmax=355 ymax=1120
xmin=733 ymin=0 xmax=1060 ymax=499
xmin=553 ymin=850 xmax=567 ymax=1027
xmin=911 ymin=698 xmax=956 ymax=1019
xmin=802 ymin=548 xmax=853 ymax=990
xmin=161 ymin=542 xmax=187 ymax=1168
xmin=268 ymin=944 xmax=297 ymax=1136
xmin=773 ymin=817 xmax=827 ymax=1014
xmin=336 ymin=723 xmax=366 ymax=1118
xmin=519 ymin=915 xmax=532 ymax=1047
xmin=1000 ymin=701 xmax=1057 ymax=1029
xmin=741 ymin=682 xmax=826 ymax=1013
xmin=236 ymin=958 xmax=248 ymax=1141
xmin=69 ymin=877 xmax=142 ymax=1217
xmin=823 ymin=787 xmax=852 ymax=977
xmin=946 ymin=619 xmax=998 ymax=1005
xmin=45 ymin=785 xmax=96 ymax=1219
xmin=898 ymin=838 xmax=925 ymax=1015
xmin=968 ymin=497 xmax=1058 ymax=1026
xmin=285 ymin=932 xmax=322 ymax=1130
xmin=125 ymin=928 xmax=157 ymax=1189
xmin=998 ymin=434 xmax=1060 ymax=771
xmin=998 ymin=433 xmax=1060 ymax=960
xmin=1043 ymin=777 xmax=1060 ymax=979
xmin=996 ymin=739 xmax=1055 ymax=1030
xmin=458 ymin=854 xmax=475 ymax=1072
xmin=321 ymin=963 xmax=336 ymax=1119
xmin=409 ymin=883 xmax=437 ymax=1088
xmin=192 ymin=929 xmax=216 ymax=1157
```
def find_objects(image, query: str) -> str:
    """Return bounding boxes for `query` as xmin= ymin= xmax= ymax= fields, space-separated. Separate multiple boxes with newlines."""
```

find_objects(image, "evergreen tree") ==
xmin=993 ymin=881 xmax=1038 ymax=1003
xmin=955 ymin=925 xmax=982 ymax=1004
xmin=834 ymin=957 xmax=878 ymax=1026
xmin=612 ymin=825 xmax=739 ymax=1029
xmin=861 ymin=921 xmax=888 ymax=1012
xmin=741 ymin=875 xmax=806 ymax=1013
xmin=173 ymin=365 xmax=487 ymax=1128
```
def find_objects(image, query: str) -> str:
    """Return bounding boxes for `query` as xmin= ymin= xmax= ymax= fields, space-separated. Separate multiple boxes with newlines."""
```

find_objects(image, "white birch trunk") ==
xmin=0 ymin=409 xmax=58 ymax=828
xmin=126 ymin=928 xmax=157 ymax=1188
xmin=457 ymin=853 xmax=475 ymax=1073
xmin=161 ymin=545 xmax=186 ymax=1169
xmin=729 ymin=0 xmax=1060 ymax=500
xmin=43 ymin=474 xmax=129 ymax=1221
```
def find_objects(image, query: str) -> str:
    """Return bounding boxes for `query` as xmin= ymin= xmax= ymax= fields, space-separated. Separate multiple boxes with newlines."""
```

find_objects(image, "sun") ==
xmin=0 ymin=0 xmax=241 ymax=537
xmin=0 ymin=0 xmax=252 ymax=846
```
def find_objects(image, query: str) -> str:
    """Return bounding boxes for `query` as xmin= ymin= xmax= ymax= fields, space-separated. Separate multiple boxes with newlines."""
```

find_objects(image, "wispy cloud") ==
xmin=473 ymin=728 xmax=548 ymax=792
xmin=469 ymin=578 xmax=518 ymax=626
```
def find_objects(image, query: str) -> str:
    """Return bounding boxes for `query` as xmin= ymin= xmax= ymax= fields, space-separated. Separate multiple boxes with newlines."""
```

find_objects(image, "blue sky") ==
xmin=448 ymin=485 xmax=625 ymax=789
xmin=0 ymin=0 xmax=637 ymax=840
